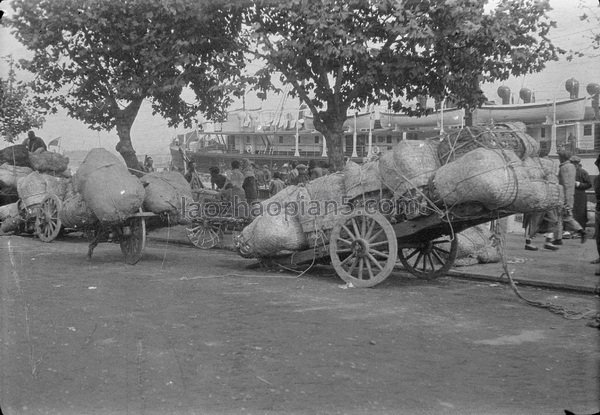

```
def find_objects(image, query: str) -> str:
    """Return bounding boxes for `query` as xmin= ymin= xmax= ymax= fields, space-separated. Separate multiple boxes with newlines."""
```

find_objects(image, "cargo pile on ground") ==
xmin=0 ymin=145 xmax=71 ymax=234
xmin=237 ymin=123 xmax=562 ymax=262
xmin=1 ymin=147 xmax=193 ymax=236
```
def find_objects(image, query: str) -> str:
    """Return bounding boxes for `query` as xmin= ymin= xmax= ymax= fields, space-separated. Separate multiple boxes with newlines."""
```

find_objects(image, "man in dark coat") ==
xmin=23 ymin=131 xmax=47 ymax=153
xmin=571 ymin=156 xmax=591 ymax=229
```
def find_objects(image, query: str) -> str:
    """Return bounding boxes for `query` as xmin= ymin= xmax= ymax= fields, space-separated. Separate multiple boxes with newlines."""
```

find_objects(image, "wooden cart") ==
xmin=236 ymin=202 xmax=510 ymax=288
xmin=185 ymin=188 xmax=252 ymax=250
xmin=32 ymin=193 xmax=156 ymax=264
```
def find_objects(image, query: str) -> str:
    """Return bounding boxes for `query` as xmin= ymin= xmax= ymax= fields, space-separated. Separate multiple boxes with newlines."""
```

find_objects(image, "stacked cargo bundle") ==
xmin=140 ymin=171 xmax=193 ymax=225
xmin=73 ymin=148 xmax=145 ymax=224
xmin=237 ymin=124 xmax=564 ymax=260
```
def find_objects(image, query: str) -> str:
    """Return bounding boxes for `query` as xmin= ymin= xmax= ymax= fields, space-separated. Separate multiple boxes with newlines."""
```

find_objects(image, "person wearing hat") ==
xmin=553 ymin=150 xmax=587 ymax=246
xmin=144 ymin=155 xmax=154 ymax=172
xmin=571 ymin=155 xmax=591 ymax=229
xmin=291 ymin=163 xmax=310 ymax=185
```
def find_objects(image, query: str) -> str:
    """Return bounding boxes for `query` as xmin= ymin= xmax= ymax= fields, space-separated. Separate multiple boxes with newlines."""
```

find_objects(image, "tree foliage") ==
xmin=245 ymin=0 xmax=560 ymax=169
xmin=9 ymin=0 xmax=246 ymax=169
xmin=0 ymin=56 xmax=45 ymax=143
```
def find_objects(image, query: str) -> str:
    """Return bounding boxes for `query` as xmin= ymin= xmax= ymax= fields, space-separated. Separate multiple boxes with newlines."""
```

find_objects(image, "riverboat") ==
xmin=170 ymin=84 xmax=600 ymax=173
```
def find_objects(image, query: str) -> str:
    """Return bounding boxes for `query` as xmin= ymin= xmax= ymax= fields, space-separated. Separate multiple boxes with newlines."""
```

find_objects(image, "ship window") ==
xmin=315 ymin=136 xmax=319 ymax=144
xmin=407 ymin=132 xmax=419 ymax=140
xmin=584 ymin=124 xmax=593 ymax=136
xmin=278 ymin=136 xmax=284 ymax=144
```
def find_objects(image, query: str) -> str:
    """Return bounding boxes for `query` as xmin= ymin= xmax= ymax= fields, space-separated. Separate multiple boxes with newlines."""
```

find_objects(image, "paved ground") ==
xmin=1 ymin=233 xmax=598 ymax=415
xmin=149 ymin=225 xmax=600 ymax=295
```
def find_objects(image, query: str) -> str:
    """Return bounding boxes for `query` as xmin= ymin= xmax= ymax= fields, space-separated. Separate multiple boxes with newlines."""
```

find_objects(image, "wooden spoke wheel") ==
xmin=35 ymin=194 xmax=62 ymax=242
xmin=329 ymin=210 xmax=398 ymax=288
xmin=186 ymin=220 xmax=223 ymax=249
xmin=120 ymin=216 xmax=146 ymax=265
xmin=398 ymin=236 xmax=458 ymax=279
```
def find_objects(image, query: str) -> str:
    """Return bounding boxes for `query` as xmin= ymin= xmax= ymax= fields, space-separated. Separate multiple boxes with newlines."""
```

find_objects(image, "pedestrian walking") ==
xmin=553 ymin=150 xmax=586 ymax=245
xmin=523 ymin=209 xmax=560 ymax=251
xmin=571 ymin=155 xmax=592 ymax=229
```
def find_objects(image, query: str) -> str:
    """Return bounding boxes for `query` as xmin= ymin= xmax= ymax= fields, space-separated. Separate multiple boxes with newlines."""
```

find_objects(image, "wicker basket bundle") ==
xmin=299 ymin=173 xmax=349 ymax=247
xmin=430 ymin=148 xmax=519 ymax=210
xmin=59 ymin=192 xmax=97 ymax=229
xmin=73 ymin=149 xmax=144 ymax=223
xmin=378 ymin=139 xmax=440 ymax=197
xmin=141 ymin=171 xmax=193 ymax=215
xmin=506 ymin=163 xmax=563 ymax=213
xmin=0 ymin=163 xmax=32 ymax=188
xmin=17 ymin=172 xmax=70 ymax=207
xmin=29 ymin=151 xmax=69 ymax=173
xmin=438 ymin=123 xmax=539 ymax=164
xmin=343 ymin=160 xmax=381 ymax=201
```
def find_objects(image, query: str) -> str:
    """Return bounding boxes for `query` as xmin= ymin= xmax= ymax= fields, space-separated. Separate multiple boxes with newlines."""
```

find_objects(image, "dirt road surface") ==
xmin=1 ymin=234 xmax=598 ymax=415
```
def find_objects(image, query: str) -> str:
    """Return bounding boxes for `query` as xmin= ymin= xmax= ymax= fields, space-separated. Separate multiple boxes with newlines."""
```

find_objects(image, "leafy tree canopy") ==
xmin=245 ymin=0 xmax=560 ymax=168
xmin=9 ymin=0 xmax=246 ymax=169
xmin=0 ymin=56 xmax=45 ymax=143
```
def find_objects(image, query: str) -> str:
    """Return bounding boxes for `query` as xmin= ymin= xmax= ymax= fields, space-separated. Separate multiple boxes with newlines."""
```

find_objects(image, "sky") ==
xmin=0 ymin=0 xmax=599 ymax=160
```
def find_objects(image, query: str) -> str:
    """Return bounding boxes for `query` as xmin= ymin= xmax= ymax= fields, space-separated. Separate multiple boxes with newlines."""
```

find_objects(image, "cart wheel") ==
xmin=35 ymin=194 xmax=62 ymax=242
xmin=329 ymin=210 xmax=398 ymax=288
xmin=398 ymin=236 xmax=458 ymax=279
xmin=186 ymin=220 xmax=223 ymax=249
xmin=120 ymin=216 xmax=146 ymax=265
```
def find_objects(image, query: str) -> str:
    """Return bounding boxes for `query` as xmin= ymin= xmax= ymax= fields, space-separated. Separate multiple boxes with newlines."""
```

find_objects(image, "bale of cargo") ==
xmin=430 ymin=148 xmax=519 ymax=210
xmin=0 ymin=145 xmax=30 ymax=167
xmin=240 ymin=213 xmax=308 ymax=257
xmin=0 ymin=201 xmax=19 ymax=221
xmin=438 ymin=123 xmax=539 ymax=163
xmin=505 ymin=163 xmax=563 ymax=213
xmin=0 ymin=164 xmax=32 ymax=188
xmin=141 ymin=171 xmax=193 ymax=215
xmin=438 ymin=224 xmax=500 ymax=266
xmin=343 ymin=160 xmax=382 ymax=201
xmin=378 ymin=139 xmax=440 ymax=196
xmin=239 ymin=185 xmax=310 ymax=257
xmin=74 ymin=148 xmax=145 ymax=223
xmin=58 ymin=192 xmax=97 ymax=229
xmin=17 ymin=172 xmax=70 ymax=207
xmin=299 ymin=173 xmax=349 ymax=247
xmin=28 ymin=151 xmax=69 ymax=173
xmin=255 ymin=184 xmax=310 ymax=216
xmin=0 ymin=216 xmax=22 ymax=234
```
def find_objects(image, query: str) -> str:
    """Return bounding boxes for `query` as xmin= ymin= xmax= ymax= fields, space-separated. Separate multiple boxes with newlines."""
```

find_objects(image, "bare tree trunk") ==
xmin=464 ymin=108 xmax=473 ymax=127
xmin=114 ymin=99 xmax=143 ymax=174
xmin=325 ymin=130 xmax=346 ymax=171
xmin=313 ymin=112 xmax=347 ymax=172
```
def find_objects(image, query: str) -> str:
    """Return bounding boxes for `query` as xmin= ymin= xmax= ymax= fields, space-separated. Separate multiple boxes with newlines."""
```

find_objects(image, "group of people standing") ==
xmin=186 ymin=158 xmax=329 ymax=206
xmin=523 ymin=149 xmax=600 ymax=276
xmin=524 ymin=150 xmax=589 ymax=252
